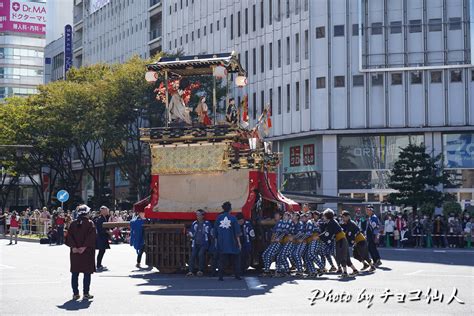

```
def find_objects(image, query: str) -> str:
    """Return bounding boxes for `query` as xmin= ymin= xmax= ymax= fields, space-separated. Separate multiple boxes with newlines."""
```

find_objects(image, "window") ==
xmin=290 ymin=146 xmax=301 ymax=166
xmin=269 ymin=0 xmax=272 ymax=25
xmin=304 ymin=79 xmax=309 ymax=109
xmin=372 ymin=74 xmax=383 ymax=86
xmin=260 ymin=45 xmax=265 ymax=73
xmin=409 ymin=20 xmax=422 ymax=33
xmin=230 ymin=14 xmax=234 ymax=39
xmin=217 ymin=20 xmax=220 ymax=31
xmin=186 ymin=34 xmax=188 ymax=43
xmin=303 ymin=144 xmax=314 ymax=165
xmin=391 ymin=73 xmax=402 ymax=85
xmin=286 ymin=84 xmax=291 ymax=112
xmin=191 ymin=31 xmax=194 ymax=40
xmin=295 ymin=33 xmax=300 ymax=62
xmin=304 ymin=0 xmax=308 ymax=11
xmin=472 ymin=70 xmax=474 ymax=81
xmin=244 ymin=50 xmax=248 ymax=72
xmin=429 ymin=18 xmax=442 ymax=32
xmin=269 ymin=88 xmax=273 ymax=115
xmin=252 ymin=48 xmax=256 ymax=75
xmin=411 ymin=72 xmax=422 ymax=84
xmin=295 ymin=81 xmax=300 ymax=111
xmin=353 ymin=75 xmax=364 ymax=87
xmin=451 ymin=70 xmax=462 ymax=82
xmin=210 ymin=23 xmax=213 ymax=34
xmin=316 ymin=77 xmax=326 ymax=89
xmin=277 ymin=0 xmax=281 ymax=21
xmin=277 ymin=39 xmax=282 ymax=67
xmin=334 ymin=25 xmax=344 ymax=37
xmin=286 ymin=0 xmax=290 ymax=18
xmin=260 ymin=0 xmax=264 ymax=28
xmin=390 ymin=21 xmax=402 ymax=34
xmin=295 ymin=0 xmax=299 ymax=14
xmin=269 ymin=42 xmax=273 ymax=70
xmin=334 ymin=76 xmax=345 ymax=87
xmin=237 ymin=11 xmax=241 ymax=37
xmin=278 ymin=86 xmax=282 ymax=114
xmin=449 ymin=17 xmax=462 ymax=30
xmin=198 ymin=29 xmax=200 ymax=38
xmin=431 ymin=71 xmax=442 ymax=83
xmin=253 ymin=92 xmax=257 ymax=120
xmin=304 ymin=30 xmax=309 ymax=59
xmin=286 ymin=36 xmax=290 ymax=65
xmin=352 ymin=24 xmax=362 ymax=36
xmin=245 ymin=8 xmax=248 ymax=34
xmin=316 ymin=26 xmax=325 ymax=39
xmin=261 ymin=90 xmax=265 ymax=113
xmin=252 ymin=5 xmax=256 ymax=31
xmin=204 ymin=26 xmax=206 ymax=36
xmin=372 ymin=22 xmax=383 ymax=35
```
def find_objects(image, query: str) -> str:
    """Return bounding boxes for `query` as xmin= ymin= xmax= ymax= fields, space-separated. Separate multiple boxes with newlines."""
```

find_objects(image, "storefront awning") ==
xmin=281 ymin=191 xmax=364 ymax=205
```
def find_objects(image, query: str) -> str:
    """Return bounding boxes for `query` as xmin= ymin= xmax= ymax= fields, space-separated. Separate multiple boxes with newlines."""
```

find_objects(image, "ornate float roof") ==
xmin=146 ymin=52 xmax=247 ymax=77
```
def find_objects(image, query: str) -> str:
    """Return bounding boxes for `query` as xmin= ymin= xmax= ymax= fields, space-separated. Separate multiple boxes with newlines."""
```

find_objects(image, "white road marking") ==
xmin=1 ymin=281 xmax=62 ymax=285
xmin=0 ymin=263 xmax=15 ymax=269
xmin=434 ymin=250 xmax=446 ymax=253
xmin=405 ymin=270 xmax=423 ymax=276
xmin=244 ymin=276 xmax=265 ymax=290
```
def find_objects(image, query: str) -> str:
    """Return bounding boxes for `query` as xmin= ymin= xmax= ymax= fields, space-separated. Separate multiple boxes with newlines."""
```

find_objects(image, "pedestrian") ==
xmin=8 ymin=211 xmax=19 ymax=245
xmin=130 ymin=210 xmax=148 ymax=268
xmin=214 ymin=201 xmax=242 ymax=281
xmin=261 ymin=212 xmax=284 ymax=277
xmin=56 ymin=211 xmax=66 ymax=245
xmin=65 ymin=205 xmax=96 ymax=300
xmin=395 ymin=213 xmax=407 ymax=248
xmin=186 ymin=209 xmax=211 ymax=277
xmin=236 ymin=213 xmax=255 ymax=275
xmin=40 ymin=207 xmax=50 ymax=236
xmin=320 ymin=208 xmax=353 ymax=278
xmin=341 ymin=211 xmax=375 ymax=273
xmin=422 ymin=215 xmax=433 ymax=247
xmin=0 ymin=211 xmax=6 ymax=237
xmin=95 ymin=206 xmax=110 ymax=271
xmin=384 ymin=215 xmax=395 ymax=247
xmin=432 ymin=215 xmax=445 ymax=248
xmin=361 ymin=206 xmax=382 ymax=266
xmin=412 ymin=218 xmax=423 ymax=248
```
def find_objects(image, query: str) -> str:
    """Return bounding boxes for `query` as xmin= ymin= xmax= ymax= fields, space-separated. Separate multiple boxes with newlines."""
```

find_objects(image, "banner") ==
xmin=64 ymin=24 xmax=73 ymax=76
xmin=90 ymin=0 xmax=110 ymax=14
xmin=0 ymin=0 xmax=46 ymax=35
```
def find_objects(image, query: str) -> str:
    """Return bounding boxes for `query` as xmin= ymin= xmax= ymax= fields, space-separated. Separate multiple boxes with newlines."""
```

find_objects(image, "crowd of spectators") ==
xmin=351 ymin=210 xmax=473 ymax=248
xmin=0 ymin=207 xmax=135 ymax=245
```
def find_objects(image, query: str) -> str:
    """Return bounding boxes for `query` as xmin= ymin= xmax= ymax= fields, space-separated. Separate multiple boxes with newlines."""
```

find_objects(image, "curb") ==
xmin=0 ymin=236 xmax=41 ymax=243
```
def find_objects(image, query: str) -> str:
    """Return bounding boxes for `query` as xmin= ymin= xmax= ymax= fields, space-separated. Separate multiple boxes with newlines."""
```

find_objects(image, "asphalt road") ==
xmin=0 ymin=239 xmax=473 ymax=316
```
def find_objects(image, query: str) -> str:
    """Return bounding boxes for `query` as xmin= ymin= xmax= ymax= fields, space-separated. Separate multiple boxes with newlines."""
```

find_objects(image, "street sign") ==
xmin=57 ymin=190 xmax=69 ymax=203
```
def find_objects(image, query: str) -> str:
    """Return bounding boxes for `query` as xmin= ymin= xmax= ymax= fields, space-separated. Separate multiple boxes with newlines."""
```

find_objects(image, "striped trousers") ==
xmin=262 ymin=242 xmax=281 ymax=271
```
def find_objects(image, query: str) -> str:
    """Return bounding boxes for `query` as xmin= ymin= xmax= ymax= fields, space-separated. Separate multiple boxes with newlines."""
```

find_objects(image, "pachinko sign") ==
xmin=90 ymin=0 xmax=110 ymax=14
xmin=0 ymin=0 xmax=46 ymax=35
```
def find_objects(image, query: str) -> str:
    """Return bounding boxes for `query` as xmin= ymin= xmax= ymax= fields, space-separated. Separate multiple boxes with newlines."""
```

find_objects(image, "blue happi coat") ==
xmin=214 ymin=212 xmax=241 ymax=254
xmin=188 ymin=220 xmax=212 ymax=249
xmin=130 ymin=216 xmax=145 ymax=254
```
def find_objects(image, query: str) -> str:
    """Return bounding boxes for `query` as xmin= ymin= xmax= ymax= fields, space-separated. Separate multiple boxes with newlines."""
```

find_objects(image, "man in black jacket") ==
xmin=95 ymin=206 xmax=110 ymax=271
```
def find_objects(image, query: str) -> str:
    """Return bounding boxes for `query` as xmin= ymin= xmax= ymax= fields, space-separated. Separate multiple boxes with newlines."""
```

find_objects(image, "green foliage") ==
xmin=442 ymin=201 xmax=462 ymax=217
xmin=420 ymin=202 xmax=436 ymax=217
xmin=388 ymin=143 xmax=453 ymax=214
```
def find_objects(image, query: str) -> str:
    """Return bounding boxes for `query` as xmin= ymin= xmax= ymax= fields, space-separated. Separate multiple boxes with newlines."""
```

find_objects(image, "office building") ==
xmin=163 ymin=0 xmax=474 ymax=209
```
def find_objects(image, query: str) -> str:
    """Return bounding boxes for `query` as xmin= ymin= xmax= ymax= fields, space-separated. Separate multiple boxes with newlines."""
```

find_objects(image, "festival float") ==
xmin=134 ymin=52 xmax=300 ymax=272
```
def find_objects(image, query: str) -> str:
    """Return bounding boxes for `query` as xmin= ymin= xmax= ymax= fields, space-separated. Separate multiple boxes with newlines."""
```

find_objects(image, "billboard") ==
xmin=0 ymin=0 xmax=46 ymax=35
xmin=90 ymin=0 xmax=110 ymax=14
xmin=443 ymin=133 xmax=474 ymax=169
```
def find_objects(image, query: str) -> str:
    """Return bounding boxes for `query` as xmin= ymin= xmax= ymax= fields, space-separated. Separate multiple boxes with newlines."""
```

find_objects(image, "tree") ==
xmin=442 ymin=201 xmax=462 ymax=217
xmin=388 ymin=143 xmax=452 ymax=215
